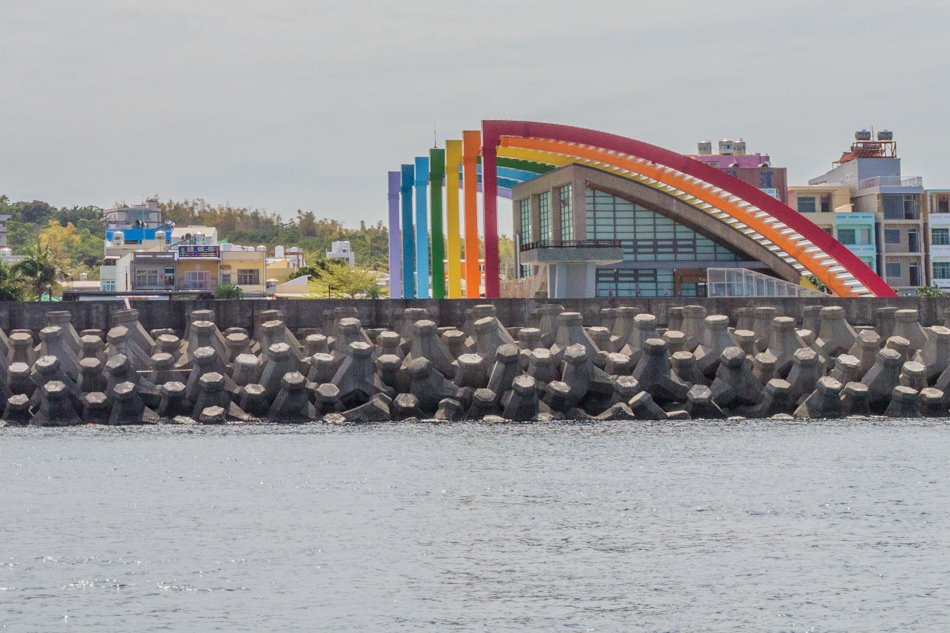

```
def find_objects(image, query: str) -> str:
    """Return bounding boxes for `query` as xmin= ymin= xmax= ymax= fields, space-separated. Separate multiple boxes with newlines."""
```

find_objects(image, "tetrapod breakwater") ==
xmin=4 ymin=301 xmax=950 ymax=426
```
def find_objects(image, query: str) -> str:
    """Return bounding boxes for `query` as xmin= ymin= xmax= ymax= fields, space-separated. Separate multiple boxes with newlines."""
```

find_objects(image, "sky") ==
xmin=2 ymin=0 xmax=949 ymax=236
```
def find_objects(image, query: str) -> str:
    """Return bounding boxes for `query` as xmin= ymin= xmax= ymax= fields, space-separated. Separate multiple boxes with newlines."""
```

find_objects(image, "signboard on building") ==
xmin=179 ymin=245 xmax=220 ymax=258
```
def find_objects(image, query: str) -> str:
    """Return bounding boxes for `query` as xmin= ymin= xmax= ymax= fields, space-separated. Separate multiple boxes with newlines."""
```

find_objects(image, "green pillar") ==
xmin=429 ymin=147 xmax=446 ymax=298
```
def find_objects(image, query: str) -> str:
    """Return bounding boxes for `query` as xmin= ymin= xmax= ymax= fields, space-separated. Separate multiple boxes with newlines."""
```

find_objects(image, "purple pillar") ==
xmin=387 ymin=171 xmax=402 ymax=298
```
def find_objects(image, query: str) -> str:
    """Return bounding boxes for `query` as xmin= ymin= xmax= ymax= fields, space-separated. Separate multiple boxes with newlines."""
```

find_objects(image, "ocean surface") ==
xmin=1 ymin=419 xmax=948 ymax=632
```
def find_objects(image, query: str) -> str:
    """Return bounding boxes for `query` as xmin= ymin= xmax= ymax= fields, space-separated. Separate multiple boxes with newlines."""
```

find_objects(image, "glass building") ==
xmin=513 ymin=164 xmax=797 ymax=298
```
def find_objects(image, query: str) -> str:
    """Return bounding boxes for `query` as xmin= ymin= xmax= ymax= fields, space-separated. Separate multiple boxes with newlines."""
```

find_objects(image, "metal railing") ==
xmin=519 ymin=239 xmax=621 ymax=252
xmin=858 ymin=175 xmax=923 ymax=190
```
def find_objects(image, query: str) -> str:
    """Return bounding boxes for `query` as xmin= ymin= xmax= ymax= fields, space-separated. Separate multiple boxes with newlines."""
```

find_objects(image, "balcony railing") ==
xmin=519 ymin=239 xmax=622 ymax=252
xmin=858 ymin=176 xmax=923 ymax=190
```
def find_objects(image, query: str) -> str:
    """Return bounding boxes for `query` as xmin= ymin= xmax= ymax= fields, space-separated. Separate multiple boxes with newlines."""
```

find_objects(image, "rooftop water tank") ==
xmin=734 ymin=139 xmax=747 ymax=156
xmin=275 ymin=245 xmax=285 ymax=258
xmin=718 ymin=138 xmax=734 ymax=155
xmin=256 ymin=245 xmax=266 ymax=252
xmin=697 ymin=140 xmax=712 ymax=155
xmin=877 ymin=129 xmax=893 ymax=141
xmin=0 ymin=247 xmax=11 ymax=257
xmin=855 ymin=129 xmax=872 ymax=141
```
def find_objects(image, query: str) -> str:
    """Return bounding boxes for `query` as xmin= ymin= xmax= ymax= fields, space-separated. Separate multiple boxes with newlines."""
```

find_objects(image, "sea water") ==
xmin=1 ymin=419 xmax=948 ymax=632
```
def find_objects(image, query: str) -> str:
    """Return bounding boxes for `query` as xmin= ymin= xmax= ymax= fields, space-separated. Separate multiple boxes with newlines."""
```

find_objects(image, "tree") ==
xmin=13 ymin=241 xmax=66 ymax=299
xmin=0 ymin=262 xmax=24 ymax=301
xmin=214 ymin=283 xmax=244 ymax=300
xmin=307 ymin=261 xmax=383 ymax=298
xmin=917 ymin=286 xmax=947 ymax=298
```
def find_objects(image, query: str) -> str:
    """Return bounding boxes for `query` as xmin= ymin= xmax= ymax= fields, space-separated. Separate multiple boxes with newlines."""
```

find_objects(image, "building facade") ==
xmin=103 ymin=200 xmax=163 ymax=228
xmin=513 ymin=164 xmax=807 ymax=298
xmin=809 ymin=131 xmax=926 ymax=294
xmin=221 ymin=246 xmax=267 ymax=295
xmin=690 ymin=139 xmax=788 ymax=203
xmin=927 ymin=189 xmax=950 ymax=289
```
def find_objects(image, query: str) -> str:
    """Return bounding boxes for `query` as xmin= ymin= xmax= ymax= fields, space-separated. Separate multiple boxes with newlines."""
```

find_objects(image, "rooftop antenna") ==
xmin=433 ymin=124 xmax=437 ymax=148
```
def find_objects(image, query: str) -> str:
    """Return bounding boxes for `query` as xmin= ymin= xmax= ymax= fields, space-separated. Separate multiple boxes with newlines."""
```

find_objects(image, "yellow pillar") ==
xmin=445 ymin=139 xmax=462 ymax=298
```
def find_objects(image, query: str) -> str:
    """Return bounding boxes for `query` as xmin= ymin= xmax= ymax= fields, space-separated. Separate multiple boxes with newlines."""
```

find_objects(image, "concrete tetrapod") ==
xmin=862 ymin=348 xmax=904 ymax=415
xmin=710 ymin=347 xmax=763 ymax=410
xmin=631 ymin=339 xmax=689 ymax=406
xmin=884 ymin=386 xmax=921 ymax=418
xmin=816 ymin=306 xmax=857 ymax=358
xmin=891 ymin=310 xmax=929 ymax=356
xmin=501 ymin=375 xmax=540 ymax=421
xmin=794 ymin=376 xmax=844 ymax=419
xmin=694 ymin=315 xmax=737 ymax=378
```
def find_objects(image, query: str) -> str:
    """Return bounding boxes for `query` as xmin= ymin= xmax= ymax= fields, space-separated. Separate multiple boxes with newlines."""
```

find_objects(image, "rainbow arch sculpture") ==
xmin=388 ymin=120 xmax=895 ymax=299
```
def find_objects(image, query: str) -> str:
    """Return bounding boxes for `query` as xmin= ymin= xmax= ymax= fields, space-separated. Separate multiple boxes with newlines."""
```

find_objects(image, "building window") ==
xmin=101 ymin=280 xmax=116 ymax=292
xmin=559 ymin=184 xmax=573 ymax=241
xmin=584 ymin=187 xmax=742 ymax=264
xmin=237 ymin=269 xmax=260 ymax=285
xmin=934 ymin=228 xmax=950 ymax=246
xmin=596 ymin=268 xmax=678 ymax=298
xmin=538 ymin=192 xmax=552 ymax=242
xmin=134 ymin=269 xmax=159 ymax=287
xmin=519 ymin=198 xmax=532 ymax=244
xmin=797 ymin=196 xmax=816 ymax=212
xmin=184 ymin=271 xmax=212 ymax=290
xmin=820 ymin=195 xmax=832 ymax=213
xmin=934 ymin=262 xmax=950 ymax=279
xmin=885 ymin=262 xmax=902 ymax=280
xmin=884 ymin=229 xmax=901 ymax=245
xmin=882 ymin=194 xmax=920 ymax=220
xmin=936 ymin=195 xmax=950 ymax=214
xmin=221 ymin=273 xmax=232 ymax=285
xmin=837 ymin=229 xmax=856 ymax=245
xmin=759 ymin=171 xmax=773 ymax=189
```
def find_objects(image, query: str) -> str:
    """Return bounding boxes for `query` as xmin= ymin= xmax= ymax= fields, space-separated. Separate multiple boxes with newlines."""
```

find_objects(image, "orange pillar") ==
xmin=462 ymin=130 xmax=481 ymax=298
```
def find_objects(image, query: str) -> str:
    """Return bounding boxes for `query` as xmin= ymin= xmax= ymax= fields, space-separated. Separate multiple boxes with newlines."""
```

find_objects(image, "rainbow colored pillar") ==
xmin=414 ymin=156 xmax=430 ymax=299
xmin=387 ymin=171 xmax=402 ymax=298
xmin=429 ymin=147 xmax=446 ymax=299
xmin=400 ymin=164 xmax=416 ymax=299
xmin=444 ymin=140 xmax=463 ymax=298
xmin=462 ymin=130 xmax=481 ymax=298
xmin=481 ymin=126 xmax=499 ymax=298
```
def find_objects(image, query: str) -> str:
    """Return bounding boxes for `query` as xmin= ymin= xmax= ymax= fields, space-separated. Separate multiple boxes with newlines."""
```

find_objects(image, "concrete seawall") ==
xmin=4 ymin=300 xmax=950 ymax=426
xmin=4 ymin=297 xmax=950 ymax=332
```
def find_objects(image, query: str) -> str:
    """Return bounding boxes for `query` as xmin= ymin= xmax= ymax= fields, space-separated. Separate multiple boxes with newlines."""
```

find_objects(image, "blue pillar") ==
xmin=387 ymin=171 xmax=402 ymax=298
xmin=414 ymin=156 xmax=430 ymax=298
xmin=400 ymin=164 xmax=415 ymax=299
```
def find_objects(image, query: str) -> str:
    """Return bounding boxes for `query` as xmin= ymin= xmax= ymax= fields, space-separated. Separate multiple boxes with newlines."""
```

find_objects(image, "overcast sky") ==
xmin=2 ymin=0 xmax=948 ymax=235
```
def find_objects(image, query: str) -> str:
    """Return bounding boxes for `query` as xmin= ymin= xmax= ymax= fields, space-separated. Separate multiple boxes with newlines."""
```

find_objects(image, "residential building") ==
xmin=0 ymin=214 xmax=10 ymax=249
xmin=221 ymin=245 xmax=267 ymax=296
xmin=129 ymin=252 xmax=177 ymax=292
xmin=809 ymin=130 xmax=927 ymax=294
xmin=176 ymin=243 xmax=221 ymax=291
xmin=104 ymin=226 xmax=172 ymax=258
xmin=833 ymin=211 xmax=877 ymax=270
xmin=787 ymin=184 xmax=851 ymax=234
xmin=103 ymin=199 xmax=163 ymax=228
xmin=927 ymin=190 xmax=950 ymax=289
xmin=690 ymin=139 xmax=788 ymax=203
xmin=326 ymin=240 xmax=356 ymax=266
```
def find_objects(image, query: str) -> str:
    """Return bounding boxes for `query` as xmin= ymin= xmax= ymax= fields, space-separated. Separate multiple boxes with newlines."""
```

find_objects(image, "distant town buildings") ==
xmin=93 ymin=204 xmax=307 ymax=298
xmin=806 ymin=130 xmax=927 ymax=295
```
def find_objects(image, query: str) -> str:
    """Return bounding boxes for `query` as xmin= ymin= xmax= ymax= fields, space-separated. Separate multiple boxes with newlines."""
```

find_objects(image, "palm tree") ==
xmin=13 ymin=241 xmax=64 ymax=299
xmin=214 ymin=283 xmax=244 ymax=300
xmin=0 ymin=262 xmax=24 ymax=301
